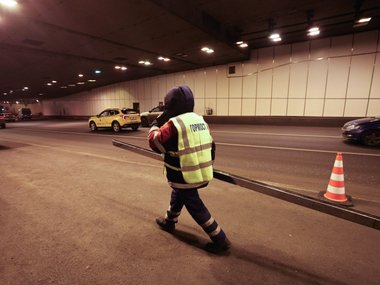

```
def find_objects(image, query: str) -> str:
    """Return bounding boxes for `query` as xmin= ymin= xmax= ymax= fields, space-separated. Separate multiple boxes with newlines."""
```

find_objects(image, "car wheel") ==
xmin=141 ymin=117 xmax=148 ymax=127
xmin=89 ymin=121 xmax=97 ymax=131
xmin=112 ymin=121 xmax=121 ymax=133
xmin=361 ymin=130 xmax=380 ymax=146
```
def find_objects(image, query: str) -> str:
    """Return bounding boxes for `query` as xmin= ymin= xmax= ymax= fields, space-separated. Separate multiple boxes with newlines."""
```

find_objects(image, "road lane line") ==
xmin=212 ymin=130 xmax=341 ymax=138
xmin=218 ymin=142 xmax=380 ymax=157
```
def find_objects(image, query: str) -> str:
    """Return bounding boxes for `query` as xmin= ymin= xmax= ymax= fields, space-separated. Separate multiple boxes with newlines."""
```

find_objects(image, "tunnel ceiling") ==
xmin=1 ymin=0 xmax=379 ymax=102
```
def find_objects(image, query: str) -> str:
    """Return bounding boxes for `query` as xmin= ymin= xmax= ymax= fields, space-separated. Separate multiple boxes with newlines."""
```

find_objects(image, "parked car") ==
xmin=0 ymin=114 xmax=6 ymax=128
xmin=140 ymin=105 xmax=164 ymax=127
xmin=0 ymin=112 xmax=16 ymax=122
xmin=89 ymin=108 xmax=141 ymax=132
xmin=342 ymin=117 xmax=380 ymax=146
xmin=18 ymin=108 xmax=32 ymax=120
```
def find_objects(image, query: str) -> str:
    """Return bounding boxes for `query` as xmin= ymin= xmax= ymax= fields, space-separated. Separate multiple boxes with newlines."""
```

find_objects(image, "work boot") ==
xmin=155 ymin=217 xmax=175 ymax=232
xmin=204 ymin=237 xmax=231 ymax=254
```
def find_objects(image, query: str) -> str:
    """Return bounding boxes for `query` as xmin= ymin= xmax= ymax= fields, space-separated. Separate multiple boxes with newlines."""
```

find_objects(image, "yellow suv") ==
xmin=89 ymin=108 xmax=141 ymax=132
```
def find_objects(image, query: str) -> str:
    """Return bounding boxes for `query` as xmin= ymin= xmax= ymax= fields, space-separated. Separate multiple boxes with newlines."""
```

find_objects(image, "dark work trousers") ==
xmin=165 ymin=187 xmax=227 ymax=242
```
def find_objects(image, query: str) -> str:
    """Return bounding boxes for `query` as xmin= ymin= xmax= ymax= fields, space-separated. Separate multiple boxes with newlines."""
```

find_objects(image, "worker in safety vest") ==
xmin=148 ymin=86 xmax=231 ymax=253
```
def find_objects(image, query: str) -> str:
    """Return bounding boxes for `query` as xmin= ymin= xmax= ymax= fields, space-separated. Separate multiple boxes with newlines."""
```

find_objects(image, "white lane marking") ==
xmin=12 ymin=128 xmax=380 ymax=157
xmin=212 ymin=130 xmax=341 ymax=139
xmin=217 ymin=142 xmax=380 ymax=157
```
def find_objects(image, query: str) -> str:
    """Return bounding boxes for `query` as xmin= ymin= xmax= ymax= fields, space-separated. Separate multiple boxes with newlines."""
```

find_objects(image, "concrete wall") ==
xmin=41 ymin=30 xmax=380 ymax=118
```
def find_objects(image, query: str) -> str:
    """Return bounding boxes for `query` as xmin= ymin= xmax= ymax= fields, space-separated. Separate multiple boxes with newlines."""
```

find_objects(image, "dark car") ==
xmin=342 ymin=117 xmax=380 ymax=146
xmin=18 ymin=108 xmax=32 ymax=120
xmin=0 ymin=114 xmax=6 ymax=129
xmin=140 ymin=105 xmax=164 ymax=127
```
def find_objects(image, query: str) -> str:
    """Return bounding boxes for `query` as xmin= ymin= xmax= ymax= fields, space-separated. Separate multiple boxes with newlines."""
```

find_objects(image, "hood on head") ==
xmin=164 ymin=86 xmax=194 ymax=118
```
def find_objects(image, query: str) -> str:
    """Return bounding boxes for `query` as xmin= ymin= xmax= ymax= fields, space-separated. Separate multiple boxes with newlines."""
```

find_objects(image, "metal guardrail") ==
xmin=112 ymin=139 xmax=380 ymax=230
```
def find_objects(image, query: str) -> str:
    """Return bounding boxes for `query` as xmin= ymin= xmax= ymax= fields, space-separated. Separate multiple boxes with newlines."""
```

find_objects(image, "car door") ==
xmin=97 ymin=110 xmax=109 ymax=127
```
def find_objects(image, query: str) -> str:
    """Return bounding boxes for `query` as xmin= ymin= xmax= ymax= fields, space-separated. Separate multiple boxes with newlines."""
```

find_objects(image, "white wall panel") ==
xmin=194 ymin=70 xmax=205 ymax=98
xmin=367 ymin=99 xmax=380 ymax=116
xmin=184 ymin=71 xmax=195 ymax=91
xmin=291 ymin=42 xmax=309 ymax=62
xmin=289 ymin=62 xmax=308 ymax=98
xmin=205 ymin=68 xmax=217 ymax=98
xmin=243 ymin=61 xmax=257 ymax=75
xmin=256 ymin=99 xmax=271 ymax=115
xmin=324 ymin=99 xmax=345 ymax=116
xmin=242 ymin=74 xmax=256 ymax=98
xmin=158 ymin=76 xmax=167 ymax=98
xmin=258 ymin=47 xmax=273 ymax=70
xmin=217 ymin=99 xmax=229 ymax=115
xmin=194 ymin=98 xmax=205 ymax=115
xmin=151 ymin=77 xmax=159 ymax=100
xmin=229 ymin=99 xmax=242 ymax=115
xmin=271 ymin=99 xmax=287 ymax=115
xmin=310 ymin=38 xmax=330 ymax=59
xmin=353 ymin=31 xmax=378 ymax=54
xmin=216 ymin=66 xmax=228 ymax=98
xmin=274 ymin=44 xmax=291 ymax=66
xmin=305 ymin=99 xmax=324 ymax=116
xmin=307 ymin=59 xmax=328 ymax=98
xmin=229 ymin=77 xmax=242 ymax=98
xmin=325 ymin=57 xmax=350 ymax=98
xmin=287 ymin=99 xmax=304 ymax=116
xmin=272 ymin=65 xmax=289 ymax=98
xmin=344 ymin=99 xmax=368 ymax=116
xmin=347 ymin=54 xmax=375 ymax=98
xmin=330 ymin=35 xmax=352 ymax=57
xmin=242 ymin=98 xmax=255 ymax=115
xmin=166 ymin=74 xmax=175 ymax=90
xmin=257 ymin=70 xmax=272 ymax=98
xmin=370 ymin=56 xmax=380 ymax=98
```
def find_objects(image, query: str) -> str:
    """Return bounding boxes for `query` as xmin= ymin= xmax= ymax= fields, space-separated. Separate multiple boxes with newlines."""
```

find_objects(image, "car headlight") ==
xmin=345 ymin=124 xmax=361 ymax=131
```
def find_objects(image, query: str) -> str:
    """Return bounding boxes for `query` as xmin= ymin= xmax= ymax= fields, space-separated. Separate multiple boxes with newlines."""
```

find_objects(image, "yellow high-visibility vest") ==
xmin=168 ymin=112 xmax=213 ymax=185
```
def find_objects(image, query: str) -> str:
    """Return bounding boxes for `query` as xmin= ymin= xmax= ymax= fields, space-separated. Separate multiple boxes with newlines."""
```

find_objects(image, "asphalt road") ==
xmin=1 ymin=119 xmax=379 ymax=285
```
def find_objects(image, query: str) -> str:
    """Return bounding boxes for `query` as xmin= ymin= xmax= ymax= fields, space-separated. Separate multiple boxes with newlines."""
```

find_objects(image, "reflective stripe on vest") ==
xmin=168 ymin=113 xmax=213 ymax=184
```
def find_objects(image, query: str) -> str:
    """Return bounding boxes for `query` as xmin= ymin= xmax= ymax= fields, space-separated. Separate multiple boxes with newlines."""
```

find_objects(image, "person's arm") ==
xmin=148 ymin=120 xmax=177 ymax=153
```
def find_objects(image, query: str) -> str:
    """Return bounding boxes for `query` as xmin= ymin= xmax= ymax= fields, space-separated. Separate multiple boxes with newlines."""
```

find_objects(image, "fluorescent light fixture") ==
xmin=61 ymin=86 xmax=67 ymax=89
xmin=236 ymin=41 xmax=243 ymax=45
xmin=95 ymin=70 xmax=101 ymax=74
xmin=78 ymin=74 xmax=84 ymax=77
xmin=239 ymin=43 xmax=248 ymax=48
xmin=88 ymin=79 xmax=96 ymax=82
xmin=47 ymin=83 xmax=52 ymax=86
xmin=201 ymin=46 xmax=214 ymax=53
xmin=269 ymin=33 xmax=280 ymax=40
xmin=121 ymin=66 xmax=127 ymax=70
xmin=52 ymin=80 xmax=57 ymax=83
xmin=23 ymin=86 xmax=28 ymax=90
xmin=36 ymin=100 xmax=39 ymax=103
xmin=307 ymin=27 xmax=320 ymax=36
xmin=114 ymin=65 xmax=121 ymax=69
xmin=158 ymin=56 xmax=170 ymax=61
xmin=0 ymin=0 xmax=18 ymax=8
xmin=139 ymin=60 xmax=152 ymax=65
xmin=357 ymin=17 xmax=371 ymax=23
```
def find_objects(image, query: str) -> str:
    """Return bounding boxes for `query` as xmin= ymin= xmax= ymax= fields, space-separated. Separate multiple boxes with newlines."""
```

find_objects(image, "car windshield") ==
xmin=121 ymin=109 xmax=137 ymax=114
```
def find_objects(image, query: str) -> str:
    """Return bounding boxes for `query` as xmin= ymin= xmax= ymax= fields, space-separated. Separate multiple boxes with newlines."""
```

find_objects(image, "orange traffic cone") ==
xmin=319 ymin=152 xmax=353 ymax=206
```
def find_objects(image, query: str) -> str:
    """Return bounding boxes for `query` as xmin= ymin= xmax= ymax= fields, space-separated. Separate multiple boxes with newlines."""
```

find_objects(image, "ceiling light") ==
xmin=95 ymin=70 xmax=101 ymax=74
xmin=23 ymin=86 xmax=28 ymax=90
xmin=201 ymin=47 xmax=214 ymax=53
xmin=121 ymin=66 xmax=127 ymax=70
xmin=88 ymin=79 xmax=96 ymax=82
xmin=47 ymin=83 xmax=52 ymax=86
xmin=307 ymin=27 xmax=320 ymax=36
xmin=115 ymin=65 xmax=121 ymax=69
xmin=236 ymin=41 xmax=243 ymax=45
xmin=0 ymin=0 xmax=18 ymax=8
xmin=36 ymin=99 xmax=39 ymax=103
xmin=239 ymin=43 xmax=248 ymax=48
xmin=357 ymin=17 xmax=371 ymax=23
xmin=68 ymin=84 xmax=76 ymax=87
xmin=77 ymin=82 xmax=85 ymax=85
xmin=61 ymin=86 xmax=67 ymax=89
xmin=158 ymin=56 xmax=170 ymax=61
xmin=269 ymin=33 xmax=282 ymax=42
xmin=78 ymin=74 xmax=84 ymax=77
xmin=52 ymin=80 xmax=57 ymax=83
xmin=139 ymin=60 xmax=152 ymax=66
